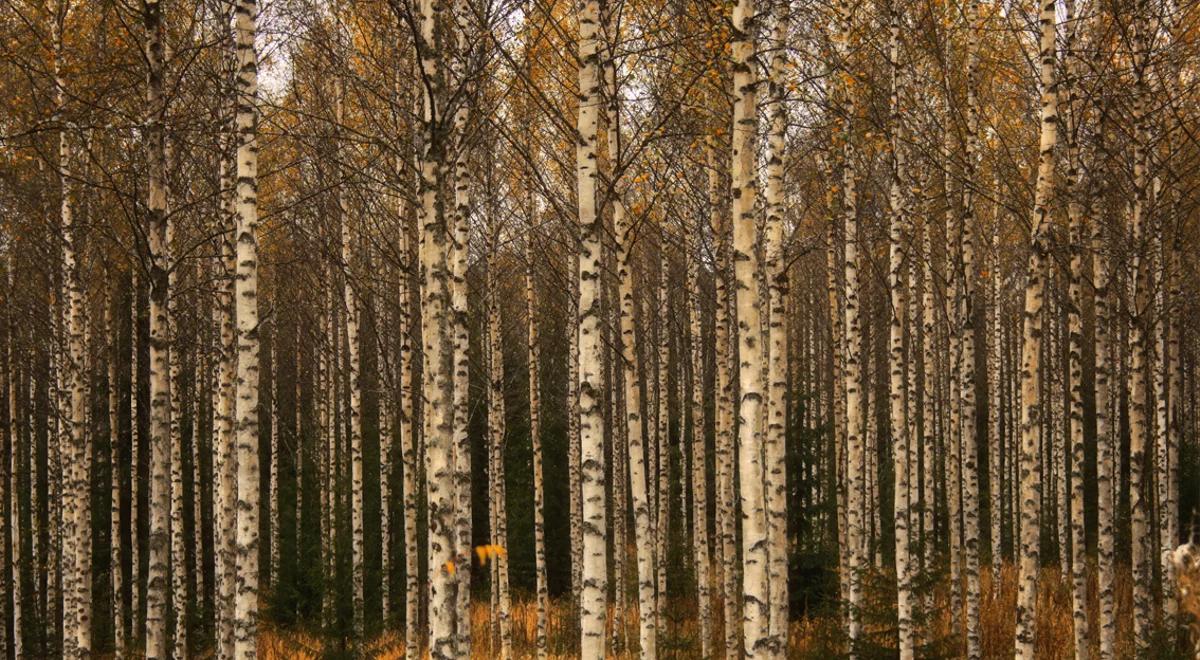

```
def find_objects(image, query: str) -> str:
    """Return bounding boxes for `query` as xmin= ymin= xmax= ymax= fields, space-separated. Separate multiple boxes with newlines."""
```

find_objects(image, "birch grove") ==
xmin=0 ymin=0 xmax=1198 ymax=657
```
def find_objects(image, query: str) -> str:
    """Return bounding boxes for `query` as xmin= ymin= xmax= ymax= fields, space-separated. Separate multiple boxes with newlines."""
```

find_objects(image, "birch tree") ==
xmin=231 ymin=0 xmax=262 ymax=654
xmin=1015 ymin=2 xmax=1057 ymax=655
xmin=575 ymin=0 xmax=608 ymax=654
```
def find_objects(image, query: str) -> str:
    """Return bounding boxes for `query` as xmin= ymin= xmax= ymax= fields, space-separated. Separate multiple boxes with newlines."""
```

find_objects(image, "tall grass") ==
xmin=260 ymin=562 xmax=1190 ymax=658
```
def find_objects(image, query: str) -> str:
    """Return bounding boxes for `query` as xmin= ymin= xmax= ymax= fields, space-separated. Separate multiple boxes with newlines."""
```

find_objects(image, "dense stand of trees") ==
xmin=1 ymin=0 xmax=1200 ymax=658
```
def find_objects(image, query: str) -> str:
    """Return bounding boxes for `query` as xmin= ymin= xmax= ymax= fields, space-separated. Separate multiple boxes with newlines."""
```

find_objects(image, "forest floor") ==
xmin=260 ymin=563 xmax=1172 ymax=659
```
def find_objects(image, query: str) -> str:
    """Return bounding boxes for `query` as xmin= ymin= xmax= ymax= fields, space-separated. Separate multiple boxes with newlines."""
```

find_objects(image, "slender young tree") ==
xmin=168 ymin=218 xmax=188 ymax=659
xmin=885 ymin=1 xmax=913 ymax=654
xmin=687 ymin=218 xmax=712 ymax=658
xmin=526 ymin=231 xmax=548 ymax=660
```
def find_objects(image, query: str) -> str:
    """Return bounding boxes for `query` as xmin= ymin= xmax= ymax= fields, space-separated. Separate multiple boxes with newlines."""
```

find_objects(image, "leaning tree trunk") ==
xmin=231 ymin=0 xmax=262 ymax=655
xmin=1015 ymin=2 xmax=1057 ymax=655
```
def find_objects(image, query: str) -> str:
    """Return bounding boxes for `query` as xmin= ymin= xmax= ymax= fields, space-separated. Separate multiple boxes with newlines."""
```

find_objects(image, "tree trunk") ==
xmin=655 ymin=260 xmax=670 ymax=649
xmin=687 ymin=222 xmax=712 ymax=658
xmin=730 ymin=0 xmax=767 ymax=652
xmin=1128 ymin=8 xmax=1153 ymax=648
xmin=143 ymin=2 xmax=170 ymax=656
xmin=608 ymin=53 xmax=656 ymax=657
xmin=270 ymin=342 xmax=280 ymax=590
xmin=399 ymin=200 xmax=420 ymax=660
xmin=960 ymin=4 xmax=982 ymax=654
xmin=231 ymin=0 xmax=262 ymax=654
xmin=575 ymin=1 xmax=608 ymax=654
xmin=885 ymin=3 xmax=913 ymax=654
xmin=486 ymin=245 xmax=511 ymax=660
xmin=168 ymin=222 xmax=188 ymax=659
xmin=449 ymin=3 xmax=473 ymax=650
xmin=837 ymin=0 xmax=864 ymax=651
xmin=415 ymin=0 xmax=456 ymax=654
xmin=1063 ymin=7 xmax=1089 ymax=654
xmin=763 ymin=7 xmax=790 ymax=652
xmin=526 ymin=233 xmax=548 ymax=660
xmin=1014 ymin=2 xmax=1057 ymax=654
xmin=1093 ymin=166 xmax=1115 ymax=660
xmin=130 ymin=273 xmax=140 ymax=650
xmin=213 ymin=121 xmax=238 ymax=660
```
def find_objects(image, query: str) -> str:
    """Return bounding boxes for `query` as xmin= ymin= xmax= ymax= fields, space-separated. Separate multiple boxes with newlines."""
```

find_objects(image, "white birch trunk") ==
xmin=731 ymin=0 xmax=767 ymax=651
xmin=415 ymin=0 xmax=456 ymax=653
xmin=960 ymin=4 xmax=982 ymax=654
xmin=1128 ymin=9 xmax=1153 ymax=648
xmin=687 ymin=225 xmax=712 ymax=658
xmin=106 ymin=286 xmax=124 ymax=656
xmin=8 ymin=248 xmax=22 ymax=658
xmin=231 ymin=0 xmax=261 ymax=653
xmin=486 ymin=246 xmax=512 ymax=660
xmin=885 ymin=5 xmax=913 ymax=654
xmin=1093 ymin=172 xmax=1115 ymax=660
xmin=449 ymin=3 xmax=473 ymax=650
xmin=399 ymin=204 xmax=420 ymax=660
xmin=526 ymin=233 xmax=548 ymax=660
xmin=1063 ymin=6 xmax=1089 ymax=653
xmin=168 ymin=228 xmax=187 ymax=659
xmin=836 ymin=0 xmax=865 ymax=651
xmin=269 ymin=343 xmax=279 ymax=590
xmin=609 ymin=61 xmax=657 ymax=658
xmin=143 ymin=2 xmax=170 ymax=655
xmin=763 ymin=8 xmax=790 ymax=652
xmin=1015 ymin=2 xmax=1057 ymax=654
xmin=575 ymin=1 xmax=608 ymax=654
xmin=130 ymin=274 xmax=140 ymax=648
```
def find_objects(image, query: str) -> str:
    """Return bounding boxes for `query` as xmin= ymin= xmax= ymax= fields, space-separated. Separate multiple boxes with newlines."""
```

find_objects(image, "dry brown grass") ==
xmin=258 ymin=562 xmax=1173 ymax=659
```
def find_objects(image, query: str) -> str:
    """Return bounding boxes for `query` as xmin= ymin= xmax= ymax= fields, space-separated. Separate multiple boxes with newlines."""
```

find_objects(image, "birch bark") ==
xmin=1015 ymin=2 xmax=1057 ymax=654
xmin=231 ymin=0 xmax=262 ymax=654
